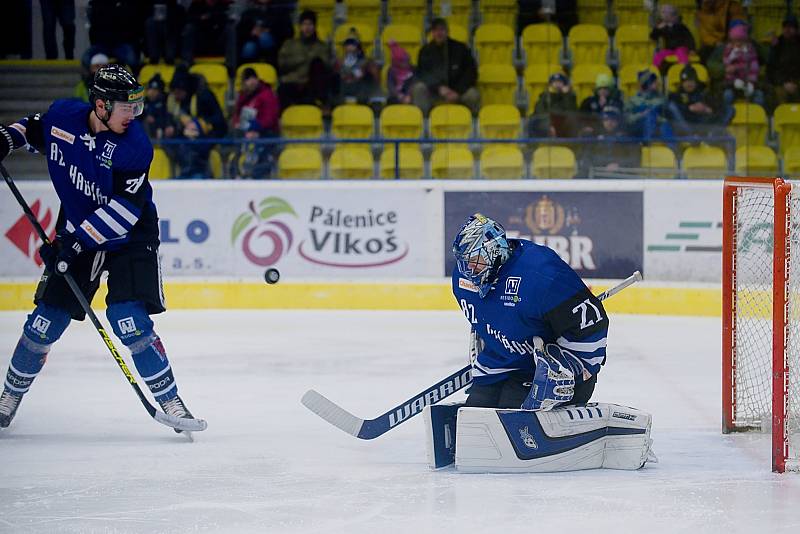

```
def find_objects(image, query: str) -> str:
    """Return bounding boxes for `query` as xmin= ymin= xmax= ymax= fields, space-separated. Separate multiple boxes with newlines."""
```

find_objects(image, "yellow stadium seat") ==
xmin=667 ymin=62 xmax=709 ymax=92
xmin=571 ymin=63 xmax=613 ymax=104
xmin=209 ymin=148 xmax=223 ymax=178
xmin=619 ymin=64 xmax=659 ymax=98
xmin=387 ymin=0 xmax=427 ymax=27
xmin=477 ymin=64 xmax=518 ymax=106
xmin=614 ymin=0 xmax=651 ymax=25
xmin=523 ymin=63 xmax=565 ymax=113
xmin=728 ymin=103 xmax=768 ymax=148
xmin=299 ymin=0 xmax=335 ymax=19
xmin=749 ymin=1 xmax=785 ymax=42
xmin=427 ymin=22 xmax=469 ymax=45
xmin=431 ymin=146 xmax=475 ymax=179
xmin=332 ymin=104 xmax=374 ymax=148
xmin=150 ymin=147 xmax=172 ymax=179
xmin=532 ymin=146 xmax=576 ymax=179
xmin=568 ymin=24 xmax=609 ymax=66
xmin=735 ymin=145 xmax=778 ymax=175
xmin=682 ymin=144 xmax=728 ymax=179
xmin=189 ymin=64 xmax=229 ymax=112
xmin=480 ymin=0 xmax=516 ymax=27
xmin=774 ymin=104 xmax=800 ymax=155
xmin=334 ymin=23 xmax=376 ymax=57
xmin=278 ymin=147 xmax=323 ymax=179
xmin=479 ymin=104 xmax=521 ymax=141
xmin=281 ymin=105 xmax=324 ymax=146
xmin=481 ymin=145 xmax=525 ymax=179
xmin=640 ymin=145 xmax=677 ymax=178
xmin=139 ymin=64 xmax=176 ymax=87
xmin=783 ymin=146 xmax=800 ymax=177
xmin=345 ymin=0 xmax=382 ymax=27
xmin=474 ymin=24 xmax=516 ymax=65
xmin=235 ymin=63 xmax=278 ymax=92
xmin=382 ymin=24 xmax=423 ymax=65
xmin=430 ymin=104 xmax=473 ymax=140
xmin=380 ymin=104 xmax=424 ymax=138
xmin=380 ymin=145 xmax=425 ymax=178
xmin=433 ymin=0 xmax=471 ymax=29
xmin=615 ymin=25 xmax=655 ymax=67
xmin=329 ymin=146 xmax=374 ymax=179
xmin=577 ymin=0 xmax=608 ymax=26
xmin=521 ymin=24 xmax=563 ymax=67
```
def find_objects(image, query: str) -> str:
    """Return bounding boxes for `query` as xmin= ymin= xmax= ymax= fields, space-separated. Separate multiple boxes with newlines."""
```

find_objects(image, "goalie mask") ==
xmin=453 ymin=213 xmax=511 ymax=298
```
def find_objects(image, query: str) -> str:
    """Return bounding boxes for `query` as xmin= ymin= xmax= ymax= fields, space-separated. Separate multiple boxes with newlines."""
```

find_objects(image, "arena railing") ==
xmin=153 ymin=135 xmax=738 ymax=180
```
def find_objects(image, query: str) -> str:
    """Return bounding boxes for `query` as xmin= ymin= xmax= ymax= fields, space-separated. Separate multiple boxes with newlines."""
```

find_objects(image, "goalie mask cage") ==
xmin=723 ymin=176 xmax=800 ymax=473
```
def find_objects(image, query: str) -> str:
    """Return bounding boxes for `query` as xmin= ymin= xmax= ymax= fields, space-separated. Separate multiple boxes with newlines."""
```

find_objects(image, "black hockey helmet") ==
xmin=90 ymin=64 xmax=144 ymax=116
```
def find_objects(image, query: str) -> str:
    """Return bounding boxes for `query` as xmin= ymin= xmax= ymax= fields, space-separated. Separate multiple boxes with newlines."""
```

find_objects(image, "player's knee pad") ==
xmin=106 ymin=301 xmax=176 ymax=400
xmin=7 ymin=304 xmax=71 ymax=394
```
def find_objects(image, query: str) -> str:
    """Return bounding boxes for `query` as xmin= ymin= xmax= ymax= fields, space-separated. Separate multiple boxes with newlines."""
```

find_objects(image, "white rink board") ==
xmin=1 ymin=180 xmax=728 ymax=282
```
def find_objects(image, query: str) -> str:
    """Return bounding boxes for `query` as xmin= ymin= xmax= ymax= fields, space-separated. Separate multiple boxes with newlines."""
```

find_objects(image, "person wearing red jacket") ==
xmin=233 ymin=67 xmax=279 ymax=136
xmin=231 ymin=67 xmax=280 ymax=178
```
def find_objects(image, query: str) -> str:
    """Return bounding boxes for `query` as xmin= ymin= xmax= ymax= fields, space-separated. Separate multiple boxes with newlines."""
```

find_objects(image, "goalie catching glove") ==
xmin=522 ymin=338 xmax=584 ymax=411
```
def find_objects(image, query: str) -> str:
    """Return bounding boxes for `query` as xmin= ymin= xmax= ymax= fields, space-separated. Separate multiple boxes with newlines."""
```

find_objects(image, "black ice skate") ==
xmin=0 ymin=389 xmax=22 ymax=429
xmin=158 ymin=394 xmax=195 ymax=434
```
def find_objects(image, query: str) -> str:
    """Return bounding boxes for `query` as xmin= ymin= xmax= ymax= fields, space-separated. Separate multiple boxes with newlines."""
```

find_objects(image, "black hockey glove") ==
xmin=39 ymin=233 xmax=83 ymax=275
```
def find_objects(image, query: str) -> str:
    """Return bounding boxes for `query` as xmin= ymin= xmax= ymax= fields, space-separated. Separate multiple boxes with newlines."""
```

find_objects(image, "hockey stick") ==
xmin=301 ymin=270 xmax=643 ymax=440
xmin=1 ymin=163 xmax=206 ymax=432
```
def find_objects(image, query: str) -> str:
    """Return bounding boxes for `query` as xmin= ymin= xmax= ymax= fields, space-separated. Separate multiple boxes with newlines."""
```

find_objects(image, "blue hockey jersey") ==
xmin=7 ymin=99 xmax=157 ymax=250
xmin=452 ymin=239 xmax=608 ymax=386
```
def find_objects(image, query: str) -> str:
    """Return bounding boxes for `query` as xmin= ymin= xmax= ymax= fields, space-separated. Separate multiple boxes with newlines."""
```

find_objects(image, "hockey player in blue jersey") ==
xmin=451 ymin=213 xmax=608 ymax=411
xmin=0 ymin=64 xmax=203 ymax=431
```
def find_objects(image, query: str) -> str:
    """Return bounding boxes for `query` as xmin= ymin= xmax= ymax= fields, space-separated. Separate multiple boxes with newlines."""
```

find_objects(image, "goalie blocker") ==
xmin=424 ymin=403 xmax=655 ymax=472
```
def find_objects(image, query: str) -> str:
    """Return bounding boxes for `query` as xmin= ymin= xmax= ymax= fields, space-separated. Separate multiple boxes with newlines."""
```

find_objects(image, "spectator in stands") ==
xmin=668 ymin=64 xmax=732 ymax=136
xmin=625 ymin=69 xmax=674 ymax=142
xmin=722 ymin=20 xmax=764 ymax=108
xmin=583 ymin=105 xmax=639 ymax=174
xmin=73 ymin=53 xmax=108 ymax=102
xmin=277 ymin=9 xmax=335 ymax=110
xmin=144 ymin=1 xmax=186 ymax=65
xmin=41 ymin=0 xmax=75 ymax=60
xmin=768 ymin=15 xmax=800 ymax=107
xmin=181 ymin=0 xmax=231 ymax=64
xmin=650 ymin=3 xmax=695 ymax=71
xmin=516 ymin=1 xmax=577 ymax=37
xmin=334 ymin=29 xmax=380 ymax=106
xmin=230 ymin=67 xmax=280 ymax=178
xmin=696 ymin=0 xmax=745 ymax=63
xmin=83 ymin=0 xmax=146 ymax=72
xmin=411 ymin=18 xmax=480 ymax=115
xmin=579 ymin=72 xmax=623 ymax=135
xmin=167 ymin=65 xmax=228 ymax=179
xmin=386 ymin=40 xmax=415 ymax=105
xmin=528 ymin=72 xmax=577 ymax=138
xmin=141 ymin=74 xmax=175 ymax=139
xmin=237 ymin=0 xmax=294 ymax=67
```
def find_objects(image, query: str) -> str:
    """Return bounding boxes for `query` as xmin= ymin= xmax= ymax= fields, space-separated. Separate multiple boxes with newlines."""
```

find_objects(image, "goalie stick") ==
xmin=301 ymin=270 xmax=643 ymax=440
xmin=1 ymin=163 xmax=207 ymax=433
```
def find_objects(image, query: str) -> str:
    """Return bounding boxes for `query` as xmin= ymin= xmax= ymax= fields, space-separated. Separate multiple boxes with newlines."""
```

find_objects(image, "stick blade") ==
xmin=154 ymin=412 xmax=208 ymax=432
xmin=301 ymin=389 xmax=364 ymax=437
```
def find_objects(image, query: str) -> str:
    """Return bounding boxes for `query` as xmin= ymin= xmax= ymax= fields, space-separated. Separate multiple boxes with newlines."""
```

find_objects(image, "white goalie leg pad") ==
xmin=454 ymin=403 xmax=654 ymax=473
xmin=423 ymin=403 xmax=464 ymax=469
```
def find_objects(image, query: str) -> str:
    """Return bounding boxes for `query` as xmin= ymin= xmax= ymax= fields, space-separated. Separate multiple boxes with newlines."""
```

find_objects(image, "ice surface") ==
xmin=1 ymin=309 xmax=799 ymax=534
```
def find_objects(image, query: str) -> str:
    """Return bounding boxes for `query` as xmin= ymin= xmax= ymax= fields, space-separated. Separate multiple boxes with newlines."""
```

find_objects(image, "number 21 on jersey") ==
xmin=572 ymin=298 xmax=603 ymax=329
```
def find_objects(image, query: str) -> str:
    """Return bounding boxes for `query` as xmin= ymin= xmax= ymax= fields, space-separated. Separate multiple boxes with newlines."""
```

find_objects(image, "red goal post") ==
xmin=722 ymin=176 xmax=799 ymax=473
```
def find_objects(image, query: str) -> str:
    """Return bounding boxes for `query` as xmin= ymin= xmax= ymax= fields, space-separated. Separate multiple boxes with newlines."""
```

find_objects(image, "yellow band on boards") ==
xmin=0 ymin=281 xmax=721 ymax=316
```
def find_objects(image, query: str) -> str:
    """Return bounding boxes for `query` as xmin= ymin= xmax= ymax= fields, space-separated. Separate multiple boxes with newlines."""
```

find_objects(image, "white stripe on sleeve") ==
xmin=108 ymin=199 xmax=138 ymax=225
xmin=96 ymin=208 xmax=128 ymax=236
xmin=556 ymin=336 xmax=607 ymax=353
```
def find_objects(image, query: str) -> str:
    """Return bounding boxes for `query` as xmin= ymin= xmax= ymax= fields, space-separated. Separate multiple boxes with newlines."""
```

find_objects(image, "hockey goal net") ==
xmin=723 ymin=177 xmax=800 ymax=472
